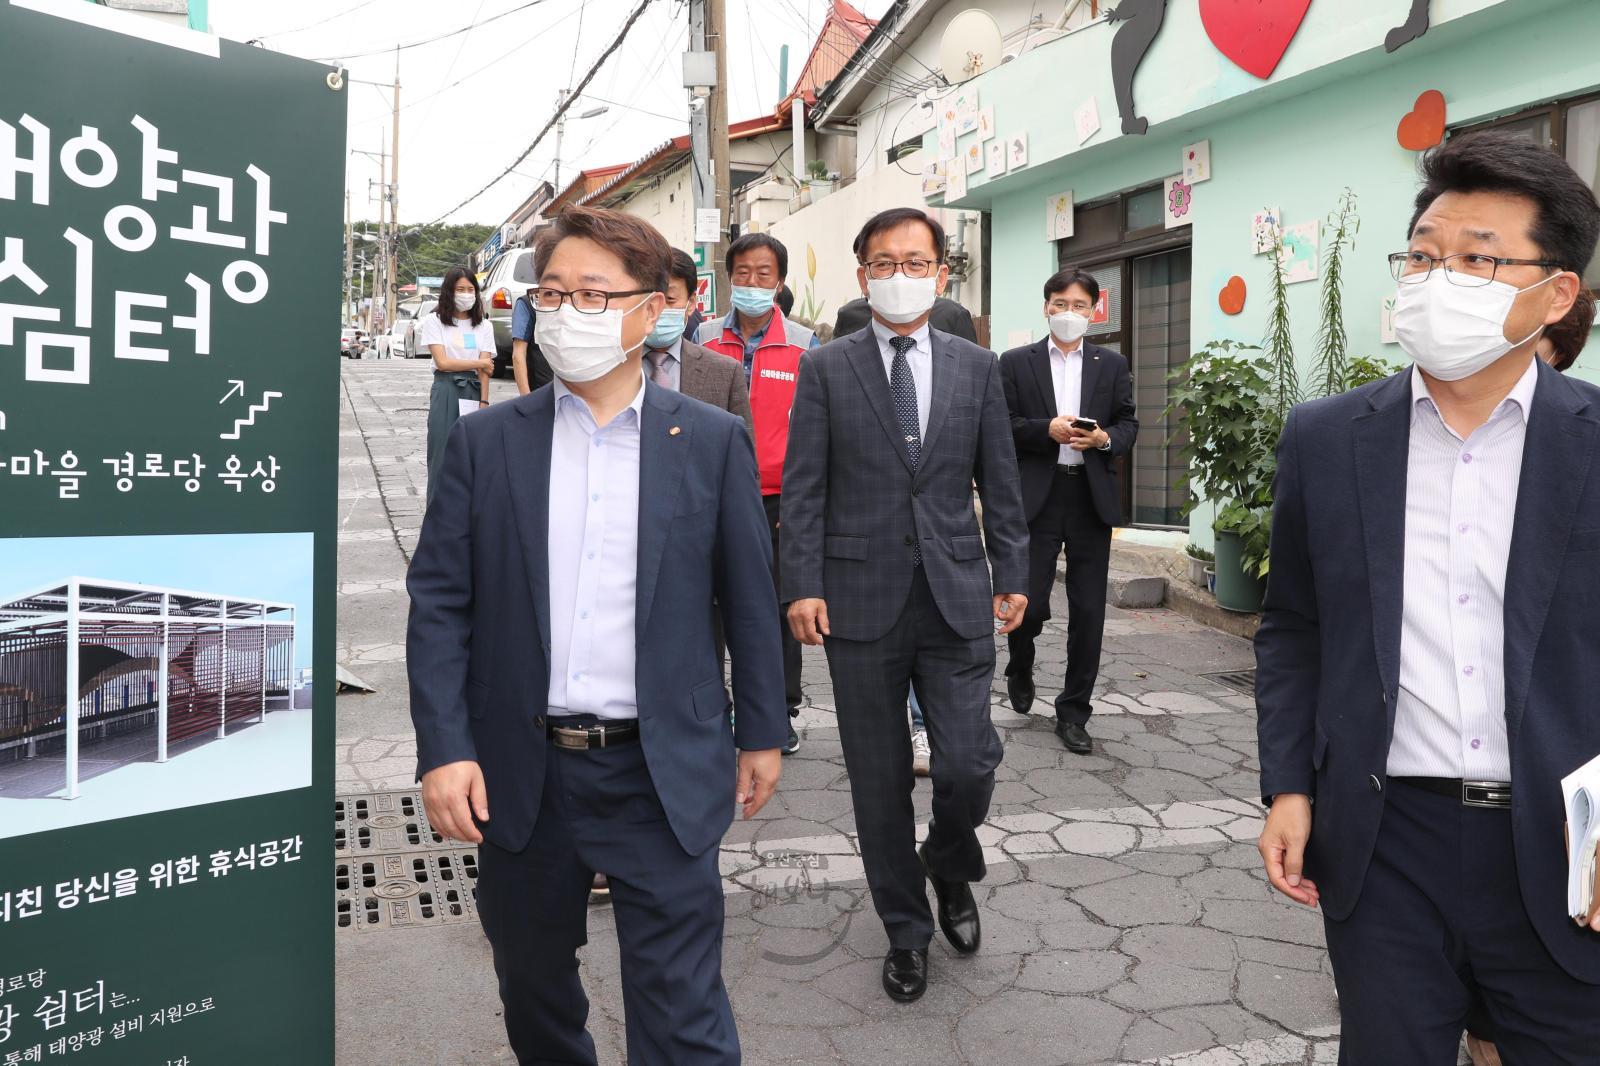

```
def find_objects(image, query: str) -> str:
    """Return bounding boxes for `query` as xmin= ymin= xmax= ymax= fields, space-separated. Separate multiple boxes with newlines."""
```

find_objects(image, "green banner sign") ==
xmin=0 ymin=4 xmax=341 ymax=1062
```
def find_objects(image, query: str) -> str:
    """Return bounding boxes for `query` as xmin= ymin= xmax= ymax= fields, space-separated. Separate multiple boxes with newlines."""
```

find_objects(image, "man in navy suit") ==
xmin=407 ymin=205 xmax=786 ymax=1065
xmin=1255 ymin=130 xmax=1600 ymax=1061
xmin=998 ymin=269 xmax=1138 ymax=754
xmin=783 ymin=207 xmax=1030 ymax=1002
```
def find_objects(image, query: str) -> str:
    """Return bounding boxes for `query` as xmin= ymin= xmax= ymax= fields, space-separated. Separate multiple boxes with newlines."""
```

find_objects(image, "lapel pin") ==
xmin=669 ymin=426 xmax=681 ymax=436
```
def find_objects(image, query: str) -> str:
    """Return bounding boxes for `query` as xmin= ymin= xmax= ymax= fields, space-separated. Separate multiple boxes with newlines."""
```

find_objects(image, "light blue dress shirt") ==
xmin=870 ymin=318 xmax=931 ymax=437
xmin=546 ymin=374 xmax=646 ymax=720
xmin=1389 ymin=360 xmax=1538 ymax=781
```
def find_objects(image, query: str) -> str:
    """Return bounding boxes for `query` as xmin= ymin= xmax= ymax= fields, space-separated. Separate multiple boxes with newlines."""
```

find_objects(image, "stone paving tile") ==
xmin=335 ymin=363 xmax=1486 ymax=1066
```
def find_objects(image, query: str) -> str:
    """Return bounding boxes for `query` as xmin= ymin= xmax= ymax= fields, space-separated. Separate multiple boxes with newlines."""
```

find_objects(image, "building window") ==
xmin=1454 ymin=90 xmax=1600 ymax=290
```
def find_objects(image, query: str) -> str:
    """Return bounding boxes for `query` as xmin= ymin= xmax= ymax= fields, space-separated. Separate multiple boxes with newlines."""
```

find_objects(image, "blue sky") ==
xmin=0 ymin=533 xmax=315 ymax=667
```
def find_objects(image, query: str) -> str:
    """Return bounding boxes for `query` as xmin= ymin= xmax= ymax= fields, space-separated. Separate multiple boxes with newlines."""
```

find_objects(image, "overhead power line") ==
xmin=311 ymin=0 xmax=552 ymax=63
xmin=247 ymin=0 xmax=380 ymax=42
xmin=425 ymin=0 xmax=658 ymax=224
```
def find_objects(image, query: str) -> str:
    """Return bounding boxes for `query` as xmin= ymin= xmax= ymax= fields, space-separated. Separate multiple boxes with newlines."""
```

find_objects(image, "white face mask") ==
xmin=1047 ymin=311 xmax=1089 ymax=344
xmin=866 ymin=274 xmax=938 ymax=324
xmin=1394 ymin=271 xmax=1556 ymax=381
xmin=453 ymin=292 xmax=477 ymax=312
xmin=534 ymin=298 xmax=649 ymax=383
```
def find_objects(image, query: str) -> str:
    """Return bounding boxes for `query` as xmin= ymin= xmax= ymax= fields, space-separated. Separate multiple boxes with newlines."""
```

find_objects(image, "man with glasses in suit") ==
xmin=781 ymin=207 xmax=1029 ymax=1003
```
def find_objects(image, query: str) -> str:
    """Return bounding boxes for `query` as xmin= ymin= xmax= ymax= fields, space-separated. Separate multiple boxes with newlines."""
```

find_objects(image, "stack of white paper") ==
xmin=1562 ymin=753 xmax=1600 ymax=921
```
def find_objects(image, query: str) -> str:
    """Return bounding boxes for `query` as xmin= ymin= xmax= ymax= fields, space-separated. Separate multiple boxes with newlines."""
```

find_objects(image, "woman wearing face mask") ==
xmin=421 ymin=266 xmax=497 ymax=505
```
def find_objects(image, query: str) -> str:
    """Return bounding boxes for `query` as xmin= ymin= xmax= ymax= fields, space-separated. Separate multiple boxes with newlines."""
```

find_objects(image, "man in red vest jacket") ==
xmin=696 ymin=233 xmax=819 ymax=755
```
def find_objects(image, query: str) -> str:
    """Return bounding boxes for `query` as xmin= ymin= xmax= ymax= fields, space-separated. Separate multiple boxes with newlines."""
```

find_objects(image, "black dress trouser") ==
xmin=1005 ymin=468 xmax=1112 ymax=725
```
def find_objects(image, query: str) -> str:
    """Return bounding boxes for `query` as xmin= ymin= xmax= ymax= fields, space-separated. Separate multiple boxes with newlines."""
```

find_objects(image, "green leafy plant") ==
xmin=1262 ymin=217 xmax=1299 ymax=421
xmin=1309 ymin=188 xmax=1360 ymax=399
xmin=1165 ymin=341 xmax=1279 ymax=577
xmin=1344 ymin=354 xmax=1401 ymax=390
xmin=1184 ymin=544 xmax=1214 ymax=562
xmin=806 ymin=158 xmax=830 ymax=181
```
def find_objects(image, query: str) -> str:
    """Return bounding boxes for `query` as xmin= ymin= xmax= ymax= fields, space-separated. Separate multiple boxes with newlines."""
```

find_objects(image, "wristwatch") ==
xmin=1097 ymin=439 xmax=1111 ymax=451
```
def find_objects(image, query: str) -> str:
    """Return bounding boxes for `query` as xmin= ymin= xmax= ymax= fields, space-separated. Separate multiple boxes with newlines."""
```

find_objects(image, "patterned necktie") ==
xmin=889 ymin=335 xmax=922 ymax=566
xmin=646 ymin=348 xmax=673 ymax=389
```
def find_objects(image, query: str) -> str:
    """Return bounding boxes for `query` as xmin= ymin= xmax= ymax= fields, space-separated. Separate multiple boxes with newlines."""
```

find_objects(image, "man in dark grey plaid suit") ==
xmin=781 ymin=208 xmax=1030 ymax=1003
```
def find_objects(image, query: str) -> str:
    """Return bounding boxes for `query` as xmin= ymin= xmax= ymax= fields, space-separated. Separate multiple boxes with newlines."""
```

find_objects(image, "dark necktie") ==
xmin=646 ymin=348 xmax=673 ymax=389
xmin=889 ymin=335 xmax=922 ymax=565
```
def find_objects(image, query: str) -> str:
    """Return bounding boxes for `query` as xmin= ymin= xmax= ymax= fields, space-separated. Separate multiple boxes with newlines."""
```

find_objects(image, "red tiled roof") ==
xmin=777 ymin=0 xmax=877 ymax=120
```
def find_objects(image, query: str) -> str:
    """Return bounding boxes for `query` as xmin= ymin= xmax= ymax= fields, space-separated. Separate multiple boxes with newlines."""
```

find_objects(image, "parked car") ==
xmin=389 ymin=297 xmax=433 ymax=359
xmin=478 ymin=248 xmax=537 ymax=379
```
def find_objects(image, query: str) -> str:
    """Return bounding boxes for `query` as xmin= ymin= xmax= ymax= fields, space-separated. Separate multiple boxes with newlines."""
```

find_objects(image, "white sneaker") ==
xmin=911 ymin=729 xmax=931 ymax=777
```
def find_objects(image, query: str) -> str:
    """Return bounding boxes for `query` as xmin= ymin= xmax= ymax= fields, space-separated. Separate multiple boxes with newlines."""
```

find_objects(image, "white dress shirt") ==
xmin=871 ymin=318 xmax=931 ymax=437
xmin=1049 ymin=337 xmax=1086 ymax=466
xmin=1388 ymin=360 xmax=1538 ymax=781
xmin=546 ymin=374 xmax=646 ymax=720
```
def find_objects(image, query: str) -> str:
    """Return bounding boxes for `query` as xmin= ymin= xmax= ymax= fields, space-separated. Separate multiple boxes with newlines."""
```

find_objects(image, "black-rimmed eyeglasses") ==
xmin=530 ymin=286 xmax=655 ymax=313
xmin=1388 ymin=251 xmax=1561 ymax=288
xmin=860 ymin=258 xmax=939 ymax=280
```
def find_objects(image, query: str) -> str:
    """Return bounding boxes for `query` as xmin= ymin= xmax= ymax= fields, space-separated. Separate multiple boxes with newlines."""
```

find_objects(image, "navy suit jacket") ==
xmin=1255 ymin=361 xmax=1600 ymax=982
xmin=998 ymin=338 xmax=1138 ymax=528
xmin=780 ymin=326 xmax=1029 ymax=642
xmin=406 ymin=379 xmax=788 ymax=858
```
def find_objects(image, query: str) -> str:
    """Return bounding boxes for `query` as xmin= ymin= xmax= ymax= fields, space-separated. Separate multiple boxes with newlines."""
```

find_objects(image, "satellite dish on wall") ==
xmin=938 ymin=10 xmax=1004 ymax=83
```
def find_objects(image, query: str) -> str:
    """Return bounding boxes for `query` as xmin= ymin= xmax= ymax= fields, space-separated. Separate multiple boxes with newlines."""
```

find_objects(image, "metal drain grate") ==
xmin=335 ymin=789 xmax=481 ymax=933
xmin=335 ymin=849 xmax=480 ymax=931
xmin=1203 ymin=669 xmax=1257 ymax=696
xmin=335 ymin=789 xmax=457 ymax=858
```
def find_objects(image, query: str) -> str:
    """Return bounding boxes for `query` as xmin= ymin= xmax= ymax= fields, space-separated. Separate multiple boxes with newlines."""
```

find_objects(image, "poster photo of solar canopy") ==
xmin=0 ymin=532 xmax=314 ymax=840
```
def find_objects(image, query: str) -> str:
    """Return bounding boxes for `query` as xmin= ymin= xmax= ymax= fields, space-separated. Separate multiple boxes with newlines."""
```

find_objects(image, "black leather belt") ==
xmin=1054 ymin=464 xmax=1085 ymax=476
xmin=547 ymin=719 xmax=640 ymax=750
xmin=1392 ymin=777 xmax=1511 ymax=809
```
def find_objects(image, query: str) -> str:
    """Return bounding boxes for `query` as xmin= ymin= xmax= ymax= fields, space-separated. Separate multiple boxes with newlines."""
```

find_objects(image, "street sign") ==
xmin=0 ymin=4 xmax=341 ymax=1063
xmin=416 ymin=275 xmax=443 ymax=287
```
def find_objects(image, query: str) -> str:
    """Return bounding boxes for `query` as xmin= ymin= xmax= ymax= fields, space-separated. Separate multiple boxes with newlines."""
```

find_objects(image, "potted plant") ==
xmin=1183 ymin=544 xmax=1213 ymax=587
xmin=1165 ymin=340 xmax=1275 ymax=612
xmin=806 ymin=159 xmax=835 ymax=201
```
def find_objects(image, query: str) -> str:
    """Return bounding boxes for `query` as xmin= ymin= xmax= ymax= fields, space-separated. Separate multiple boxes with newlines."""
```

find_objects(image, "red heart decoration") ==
xmin=1219 ymin=276 xmax=1247 ymax=316
xmin=1397 ymin=90 xmax=1447 ymax=151
xmin=1199 ymin=0 xmax=1313 ymax=80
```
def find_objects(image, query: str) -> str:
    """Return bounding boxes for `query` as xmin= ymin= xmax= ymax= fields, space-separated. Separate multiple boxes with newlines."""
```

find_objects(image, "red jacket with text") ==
xmin=696 ymin=310 xmax=817 ymax=496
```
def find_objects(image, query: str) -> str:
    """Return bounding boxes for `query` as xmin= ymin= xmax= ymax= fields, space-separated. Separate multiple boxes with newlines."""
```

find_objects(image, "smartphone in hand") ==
xmin=1070 ymin=417 xmax=1099 ymax=432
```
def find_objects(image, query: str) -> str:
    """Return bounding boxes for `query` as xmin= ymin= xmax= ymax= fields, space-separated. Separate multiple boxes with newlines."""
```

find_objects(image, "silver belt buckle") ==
xmin=1462 ymin=780 xmax=1511 ymax=808
xmin=552 ymin=727 xmax=590 ymax=751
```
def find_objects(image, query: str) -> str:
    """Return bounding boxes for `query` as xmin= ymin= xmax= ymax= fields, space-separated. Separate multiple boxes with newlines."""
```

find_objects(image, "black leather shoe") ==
xmin=1055 ymin=719 xmax=1093 ymax=755
xmin=882 ymin=948 xmax=928 ymax=1002
xmin=919 ymin=843 xmax=980 ymax=955
xmin=1006 ymin=672 xmax=1035 ymax=714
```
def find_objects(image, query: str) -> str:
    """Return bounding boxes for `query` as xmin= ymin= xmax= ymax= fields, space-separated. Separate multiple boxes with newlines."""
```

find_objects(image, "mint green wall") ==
xmin=956 ymin=0 xmax=1600 ymax=541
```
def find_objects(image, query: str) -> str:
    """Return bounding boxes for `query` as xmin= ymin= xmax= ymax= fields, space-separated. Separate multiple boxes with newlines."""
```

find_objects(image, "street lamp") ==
xmin=553 ymin=91 xmax=610 ymax=189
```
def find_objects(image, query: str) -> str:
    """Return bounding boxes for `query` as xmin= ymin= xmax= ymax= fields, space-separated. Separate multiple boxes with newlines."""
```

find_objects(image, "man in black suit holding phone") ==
xmin=998 ymin=268 xmax=1137 ymax=753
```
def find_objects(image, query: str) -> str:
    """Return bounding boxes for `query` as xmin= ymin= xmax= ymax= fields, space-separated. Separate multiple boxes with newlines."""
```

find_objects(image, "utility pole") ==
xmin=554 ymin=88 xmax=569 ymax=191
xmin=387 ymin=46 xmax=401 ymax=331
xmin=687 ymin=0 xmax=729 ymax=312
xmin=343 ymin=188 xmax=352 ymax=325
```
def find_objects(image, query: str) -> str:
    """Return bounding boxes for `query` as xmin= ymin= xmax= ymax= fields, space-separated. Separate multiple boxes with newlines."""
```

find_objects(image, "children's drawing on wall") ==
xmin=1251 ymin=207 xmax=1283 ymax=255
xmin=1280 ymin=220 xmax=1321 ymax=284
